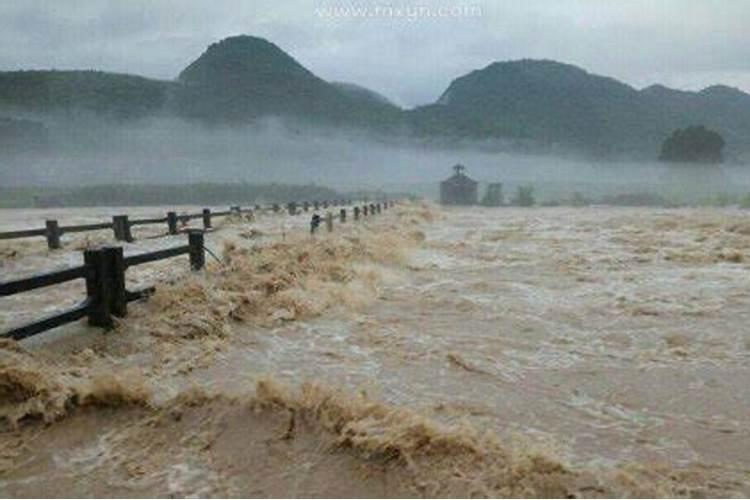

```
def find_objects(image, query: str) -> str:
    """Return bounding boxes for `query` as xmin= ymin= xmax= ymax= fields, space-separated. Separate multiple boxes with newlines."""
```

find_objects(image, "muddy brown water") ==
xmin=1 ymin=203 xmax=749 ymax=497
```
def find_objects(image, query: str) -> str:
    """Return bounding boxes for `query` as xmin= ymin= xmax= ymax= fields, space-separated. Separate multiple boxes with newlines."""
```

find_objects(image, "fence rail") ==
xmin=0 ymin=198 xmax=364 ymax=250
xmin=1 ymin=199 xmax=396 ymax=341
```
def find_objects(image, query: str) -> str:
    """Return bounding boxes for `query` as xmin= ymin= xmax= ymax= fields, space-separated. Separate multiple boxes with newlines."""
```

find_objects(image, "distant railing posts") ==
xmin=167 ymin=211 xmax=178 ymax=235
xmin=188 ymin=230 xmax=206 ymax=271
xmin=202 ymin=208 xmax=212 ymax=229
xmin=112 ymin=215 xmax=133 ymax=243
xmin=325 ymin=212 xmax=334 ymax=232
xmin=45 ymin=219 xmax=61 ymax=250
xmin=339 ymin=208 xmax=346 ymax=223
xmin=0 ymin=198 xmax=397 ymax=251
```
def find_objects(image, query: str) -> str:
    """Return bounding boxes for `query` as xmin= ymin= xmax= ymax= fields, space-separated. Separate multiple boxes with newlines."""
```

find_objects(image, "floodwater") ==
xmin=1 ymin=202 xmax=750 ymax=497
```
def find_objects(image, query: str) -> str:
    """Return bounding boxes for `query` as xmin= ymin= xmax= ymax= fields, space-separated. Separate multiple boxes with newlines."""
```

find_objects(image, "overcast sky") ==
xmin=0 ymin=0 xmax=748 ymax=107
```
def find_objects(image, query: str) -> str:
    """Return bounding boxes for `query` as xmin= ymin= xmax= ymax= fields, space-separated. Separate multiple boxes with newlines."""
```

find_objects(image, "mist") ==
xmin=3 ymin=114 xmax=749 ymax=205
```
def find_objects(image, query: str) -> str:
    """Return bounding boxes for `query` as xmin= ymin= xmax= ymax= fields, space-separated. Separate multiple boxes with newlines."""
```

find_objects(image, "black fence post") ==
xmin=105 ymin=246 xmax=127 ymax=318
xmin=84 ymin=248 xmax=113 ymax=328
xmin=353 ymin=206 xmax=360 ymax=220
xmin=112 ymin=215 xmax=133 ymax=243
xmin=340 ymin=208 xmax=346 ymax=223
xmin=363 ymin=205 xmax=368 ymax=217
xmin=167 ymin=211 xmax=178 ymax=235
xmin=202 ymin=208 xmax=212 ymax=229
xmin=45 ymin=219 xmax=61 ymax=250
xmin=188 ymin=230 xmax=205 ymax=271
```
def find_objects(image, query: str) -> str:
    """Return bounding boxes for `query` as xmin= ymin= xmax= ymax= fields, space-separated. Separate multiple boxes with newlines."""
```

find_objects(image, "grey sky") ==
xmin=0 ymin=0 xmax=748 ymax=107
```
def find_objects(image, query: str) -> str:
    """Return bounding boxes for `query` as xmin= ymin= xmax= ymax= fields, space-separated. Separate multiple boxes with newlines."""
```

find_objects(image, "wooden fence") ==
xmin=1 ymin=199 xmax=395 ymax=340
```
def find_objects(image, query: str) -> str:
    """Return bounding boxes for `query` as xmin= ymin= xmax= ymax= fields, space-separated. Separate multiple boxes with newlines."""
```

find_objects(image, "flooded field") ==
xmin=1 ymin=202 xmax=750 ymax=497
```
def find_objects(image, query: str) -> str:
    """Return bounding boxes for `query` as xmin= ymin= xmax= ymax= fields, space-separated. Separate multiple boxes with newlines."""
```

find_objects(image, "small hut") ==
xmin=440 ymin=164 xmax=478 ymax=205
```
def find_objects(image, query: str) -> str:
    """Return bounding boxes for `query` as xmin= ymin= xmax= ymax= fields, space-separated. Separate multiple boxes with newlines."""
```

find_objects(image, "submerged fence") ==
xmin=0 ymin=199 xmax=395 ymax=340
xmin=0 ymin=198 xmax=364 ymax=250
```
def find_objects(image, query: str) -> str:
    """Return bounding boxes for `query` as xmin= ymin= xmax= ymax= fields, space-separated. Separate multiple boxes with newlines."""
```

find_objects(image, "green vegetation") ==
xmin=0 ymin=183 xmax=342 ymax=208
xmin=0 ymin=70 xmax=171 ymax=120
xmin=659 ymin=126 xmax=725 ymax=163
xmin=514 ymin=185 xmax=535 ymax=207
xmin=1 ymin=38 xmax=749 ymax=158
xmin=174 ymin=35 xmax=400 ymax=128
xmin=480 ymin=183 xmax=503 ymax=206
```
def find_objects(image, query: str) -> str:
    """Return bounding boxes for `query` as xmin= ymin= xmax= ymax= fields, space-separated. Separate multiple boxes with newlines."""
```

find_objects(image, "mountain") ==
xmin=173 ymin=35 xmax=400 ymax=127
xmin=0 ymin=70 xmax=171 ymax=120
xmin=1 ymin=37 xmax=749 ymax=160
xmin=409 ymin=59 xmax=750 ymax=159
xmin=330 ymin=82 xmax=396 ymax=107
xmin=407 ymin=60 xmax=662 ymax=157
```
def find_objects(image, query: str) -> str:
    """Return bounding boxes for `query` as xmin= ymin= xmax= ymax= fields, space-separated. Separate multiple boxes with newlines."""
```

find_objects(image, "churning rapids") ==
xmin=1 ymin=202 xmax=749 ymax=497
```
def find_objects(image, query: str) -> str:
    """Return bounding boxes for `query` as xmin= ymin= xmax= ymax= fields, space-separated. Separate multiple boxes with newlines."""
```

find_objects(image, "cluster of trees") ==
xmin=659 ymin=125 xmax=725 ymax=164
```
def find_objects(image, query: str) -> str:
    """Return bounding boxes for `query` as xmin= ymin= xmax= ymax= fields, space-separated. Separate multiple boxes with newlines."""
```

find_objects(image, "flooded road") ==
xmin=1 ymin=203 xmax=749 ymax=497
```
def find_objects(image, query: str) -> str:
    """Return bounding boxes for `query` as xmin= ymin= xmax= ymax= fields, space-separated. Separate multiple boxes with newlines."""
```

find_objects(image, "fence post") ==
xmin=353 ymin=206 xmax=360 ymax=220
xmin=325 ymin=212 xmax=334 ymax=232
xmin=45 ymin=219 xmax=61 ymax=250
xmin=84 ymin=248 xmax=113 ymax=328
xmin=376 ymin=203 xmax=382 ymax=214
xmin=314 ymin=201 xmax=320 ymax=210
xmin=167 ymin=211 xmax=178 ymax=235
xmin=363 ymin=205 xmax=368 ymax=217
xmin=188 ymin=230 xmax=205 ymax=271
xmin=202 ymin=208 xmax=212 ymax=229
xmin=323 ymin=200 xmax=329 ymax=209
xmin=370 ymin=204 xmax=376 ymax=216
xmin=113 ymin=215 xmax=133 ymax=243
xmin=303 ymin=201 xmax=310 ymax=212
xmin=105 ymin=246 xmax=127 ymax=318
xmin=340 ymin=208 xmax=346 ymax=223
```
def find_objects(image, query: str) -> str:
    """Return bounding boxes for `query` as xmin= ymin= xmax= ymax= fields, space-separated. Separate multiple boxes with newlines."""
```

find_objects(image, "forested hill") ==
xmin=1 ymin=36 xmax=749 ymax=160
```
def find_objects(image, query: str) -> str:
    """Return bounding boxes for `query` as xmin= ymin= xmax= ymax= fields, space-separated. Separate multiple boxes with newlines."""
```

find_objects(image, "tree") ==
xmin=515 ymin=185 xmax=535 ymax=207
xmin=659 ymin=125 xmax=725 ymax=164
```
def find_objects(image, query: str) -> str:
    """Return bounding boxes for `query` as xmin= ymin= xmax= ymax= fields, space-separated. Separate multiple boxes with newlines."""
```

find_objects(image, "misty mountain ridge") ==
xmin=1 ymin=35 xmax=749 ymax=160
